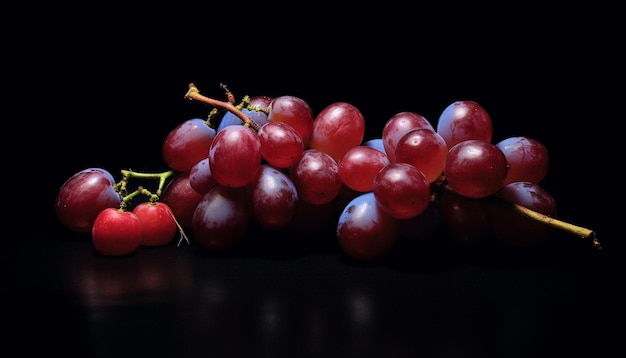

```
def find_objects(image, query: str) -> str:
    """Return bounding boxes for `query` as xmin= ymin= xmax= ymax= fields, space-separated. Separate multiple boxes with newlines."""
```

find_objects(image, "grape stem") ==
xmin=435 ymin=180 xmax=601 ymax=250
xmin=184 ymin=83 xmax=261 ymax=131
xmin=508 ymin=202 xmax=601 ymax=250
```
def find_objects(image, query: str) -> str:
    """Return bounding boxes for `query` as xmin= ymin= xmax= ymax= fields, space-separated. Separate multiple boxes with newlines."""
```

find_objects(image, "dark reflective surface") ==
xmin=7 ymin=226 xmax=618 ymax=358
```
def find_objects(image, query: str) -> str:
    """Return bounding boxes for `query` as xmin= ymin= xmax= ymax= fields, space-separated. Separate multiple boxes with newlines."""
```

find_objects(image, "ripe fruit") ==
xmin=289 ymin=149 xmax=342 ymax=205
xmin=55 ymin=168 xmax=122 ymax=233
xmin=162 ymin=118 xmax=216 ymax=172
xmin=267 ymin=95 xmax=315 ymax=147
xmin=208 ymin=124 xmax=262 ymax=188
xmin=91 ymin=208 xmax=142 ymax=256
xmin=495 ymin=136 xmax=549 ymax=185
xmin=133 ymin=202 xmax=178 ymax=247
xmin=338 ymin=145 xmax=390 ymax=192
xmin=55 ymin=83 xmax=600 ymax=259
xmin=336 ymin=192 xmax=400 ymax=260
xmin=436 ymin=100 xmax=492 ymax=149
xmin=373 ymin=163 xmax=431 ymax=220
xmin=444 ymin=139 xmax=508 ymax=199
xmin=191 ymin=185 xmax=250 ymax=251
xmin=309 ymin=102 xmax=366 ymax=163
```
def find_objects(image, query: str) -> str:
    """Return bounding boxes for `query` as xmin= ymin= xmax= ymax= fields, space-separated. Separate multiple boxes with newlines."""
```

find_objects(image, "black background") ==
xmin=6 ymin=3 xmax=623 ymax=358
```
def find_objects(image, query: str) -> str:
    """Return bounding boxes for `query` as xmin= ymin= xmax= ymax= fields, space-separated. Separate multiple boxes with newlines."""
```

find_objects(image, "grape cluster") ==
xmin=54 ymin=83 xmax=599 ymax=258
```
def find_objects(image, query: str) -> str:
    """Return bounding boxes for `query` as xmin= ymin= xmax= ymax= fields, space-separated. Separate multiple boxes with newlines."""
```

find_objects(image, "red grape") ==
xmin=160 ymin=171 xmax=205 ymax=230
xmin=495 ymin=136 xmax=549 ymax=185
xmin=444 ymin=139 xmax=508 ymax=199
xmin=55 ymin=168 xmax=122 ymax=233
xmin=289 ymin=149 xmax=342 ymax=205
xmin=191 ymin=185 xmax=250 ymax=251
xmin=309 ymin=102 xmax=366 ymax=163
xmin=336 ymin=192 xmax=400 ymax=260
xmin=188 ymin=158 xmax=218 ymax=195
xmin=382 ymin=111 xmax=433 ymax=163
xmin=394 ymin=128 xmax=448 ymax=183
xmin=257 ymin=121 xmax=304 ymax=168
xmin=246 ymin=165 xmax=298 ymax=230
xmin=208 ymin=125 xmax=262 ymax=188
xmin=133 ymin=202 xmax=178 ymax=247
xmin=162 ymin=118 xmax=216 ymax=172
xmin=338 ymin=146 xmax=390 ymax=192
xmin=267 ymin=95 xmax=315 ymax=147
xmin=373 ymin=163 xmax=431 ymax=219
xmin=436 ymin=100 xmax=492 ymax=149
xmin=91 ymin=208 xmax=142 ymax=256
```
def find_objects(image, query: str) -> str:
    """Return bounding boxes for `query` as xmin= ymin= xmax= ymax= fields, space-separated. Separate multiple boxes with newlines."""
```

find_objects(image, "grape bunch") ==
xmin=54 ymin=83 xmax=599 ymax=258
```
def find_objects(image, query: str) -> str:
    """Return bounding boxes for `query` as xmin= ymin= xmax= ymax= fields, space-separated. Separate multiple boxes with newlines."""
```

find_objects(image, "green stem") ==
xmin=120 ymin=169 xmax=176 ymax=197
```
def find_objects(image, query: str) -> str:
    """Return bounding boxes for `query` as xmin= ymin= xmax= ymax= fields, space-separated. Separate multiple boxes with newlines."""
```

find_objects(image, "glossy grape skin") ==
xmin=373 ymin=163 xmax=431 ymax=220
xmin=394 ymin=128 xmax=448 ymax=183
xmin=289 ymin=149 xmax=342 ymax=205
xmin=133 ymin=202 xmax=178 ymax=247
xmin=336 ymin=192 xmax=400 ymax=260
xmin=338 ymin=145 xmax=390 ymax=192
xmin=382 ymin=111 xmax=433 ymax=163
xmin=444 ymin=139 xmax=509 ymax=199
xmin=495 ymin=136 xmax=549 ymax=185
xmin=162 ymin=118 xmax=217 ymax=172
xmin=488 ymin=181 xmax=557 ymax=247
xmin=437 ymin=189 xmax=491 ymax=247
xmin=309 ymin=102 xmax=366 ymax=163
xmin=91 ymin=208 xmax=142 ymax=256
xmin=257 ymin=121 xmax=304 ymax=168
xmin=55 ymin=168 xmax=122 ymax=233
xmin=436 ymin=100 xmax=492 ymax=149
xmin=209 ymin=125 xmax=262 ymax=188
xmin=191 ymin=185 xmax=250 ymax=251
xmin=246 ymin=165 xmax=298 ymax=230
xmin=188 ymin=158 xmax=218 ymax=195
xmin=267 ymin=95 xmax=315 ymax=147
xmin=217 ymin=95 xmax=273 ymax=132
xmin=160 ymin=171 xmax=205 ymax=230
